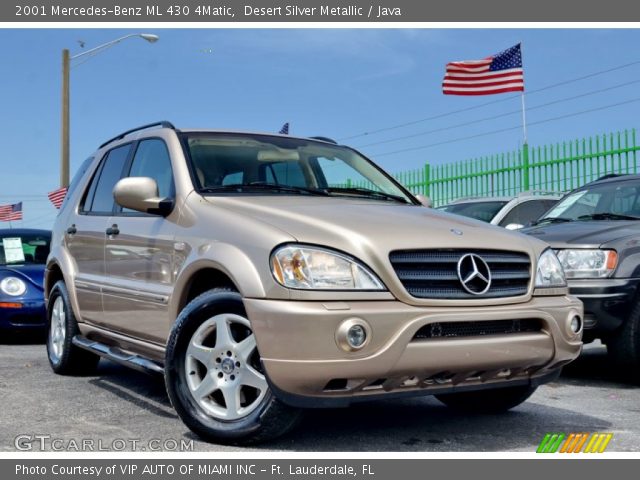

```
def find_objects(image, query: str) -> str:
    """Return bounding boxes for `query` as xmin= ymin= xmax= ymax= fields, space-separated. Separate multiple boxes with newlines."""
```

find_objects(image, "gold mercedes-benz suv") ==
xmin=45 ymin=121 xmax=583 ymax=444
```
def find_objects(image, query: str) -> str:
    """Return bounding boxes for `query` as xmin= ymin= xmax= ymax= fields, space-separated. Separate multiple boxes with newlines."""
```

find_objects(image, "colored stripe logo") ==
xmin=537 ymin=433 xmax=613 ymax=453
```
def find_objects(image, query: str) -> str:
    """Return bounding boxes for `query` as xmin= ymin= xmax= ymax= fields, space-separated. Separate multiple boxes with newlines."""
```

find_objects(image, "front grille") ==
xmin=413 ymin=319 xmax=541 ymax=340
xmin=389 ymin=249 xmax=531 ymax=299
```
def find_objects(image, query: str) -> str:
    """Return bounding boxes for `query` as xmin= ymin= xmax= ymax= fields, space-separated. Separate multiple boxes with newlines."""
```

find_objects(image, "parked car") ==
xmin=1 ymin=229 xmax=51 ymax=333
xmin=45 ymin=122 xmax=582 ymax=444
xmin=438 ymin=192 xmax=561 ymax=229
xmin=523 ymin=174 xmax=640 ymax=372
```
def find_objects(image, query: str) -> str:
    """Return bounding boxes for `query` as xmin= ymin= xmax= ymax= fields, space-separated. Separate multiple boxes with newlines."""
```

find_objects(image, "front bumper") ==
xmin=568 ymin=278 xmax=640 ymax=333
xmin=244 ymin=295 xmax=583 ymax=407
xmin=0 ymin=300 xmax=47 ymax=330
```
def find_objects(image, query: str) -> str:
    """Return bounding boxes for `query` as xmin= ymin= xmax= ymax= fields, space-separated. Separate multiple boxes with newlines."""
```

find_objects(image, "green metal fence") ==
xmin=392 ymin=129 xmax=640 ymax=206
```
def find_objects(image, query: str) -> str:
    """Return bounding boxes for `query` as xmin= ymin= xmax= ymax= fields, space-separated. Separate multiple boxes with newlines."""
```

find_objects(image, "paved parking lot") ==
xmin=1 ymin=335 xmax=639 ymax=452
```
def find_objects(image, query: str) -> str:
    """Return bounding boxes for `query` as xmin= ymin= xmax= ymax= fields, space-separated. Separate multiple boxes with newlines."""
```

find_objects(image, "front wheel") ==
xmin=605 ymin=298 xmax=640 ymax=382
xmin=46 ymin=280 xmax=100 ymax=375
xmin=165 ymin=289 xmax=301 ymax=444
xmin=435 ymin=385 xmax=537 ymax=413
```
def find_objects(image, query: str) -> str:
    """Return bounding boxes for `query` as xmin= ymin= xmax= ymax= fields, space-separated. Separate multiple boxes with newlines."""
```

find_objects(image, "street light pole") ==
xmin=60 ymin=34 xmax=159 ymax=188
xmin=60 ymin=48 xmax=70 ymax=188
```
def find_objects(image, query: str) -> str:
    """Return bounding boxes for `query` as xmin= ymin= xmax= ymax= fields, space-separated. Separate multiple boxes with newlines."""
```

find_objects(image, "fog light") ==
xmin=336 ymin=318 xmax=371 ymax=352
xmin=347 ymin=325 xmax=366 ymax=348
xmin=570 ymin=315 xmax=582 ymax=334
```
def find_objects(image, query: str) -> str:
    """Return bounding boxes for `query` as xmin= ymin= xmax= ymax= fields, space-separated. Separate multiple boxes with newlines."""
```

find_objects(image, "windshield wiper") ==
xmin=531 ymin=216 xmax=574 ymax=226
xmin=200 ymin=183 xmax=329 ymax=196
xmin=325 ymin=187 xmax=411 ymax=204
xmin=577 ymin=212 xmax=640 ymax=221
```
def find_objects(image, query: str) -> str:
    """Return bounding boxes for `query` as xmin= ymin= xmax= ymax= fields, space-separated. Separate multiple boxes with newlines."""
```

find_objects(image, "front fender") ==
xmin=169 ymin=242 xmax=290 ymax=321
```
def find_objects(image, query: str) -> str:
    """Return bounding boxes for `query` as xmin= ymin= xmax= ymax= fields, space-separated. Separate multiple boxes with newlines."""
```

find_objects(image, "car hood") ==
xmin=522 ymin=220 xmax=640 ymax=248
xmin=0 ymin=264 xmax=45 ymax=291
xmin=208 ymin=196 xmax=546 ymax=256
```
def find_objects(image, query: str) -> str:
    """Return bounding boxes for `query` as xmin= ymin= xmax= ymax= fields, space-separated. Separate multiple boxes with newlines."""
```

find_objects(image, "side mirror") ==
xmin=113 ymin=177 xmax=173 ymax=216
xmin=414 ymin=194 xmax=432 ymax=208
xmin=505 ymin=223 xmax=524 ymax=230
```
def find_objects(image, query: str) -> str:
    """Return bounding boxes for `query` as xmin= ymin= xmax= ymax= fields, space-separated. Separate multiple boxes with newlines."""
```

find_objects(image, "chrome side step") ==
xmin=72 ymin=335 xmax=164 ymax=376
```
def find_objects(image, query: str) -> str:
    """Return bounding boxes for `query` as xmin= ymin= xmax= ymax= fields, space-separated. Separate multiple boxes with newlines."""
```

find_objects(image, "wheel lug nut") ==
xmin=215 ymin=357 xmax=221 ymax=363
xmin=235 ymin=362 xmax=240 ymax=367
xmin=226 ymin=351 xmax=232 ymax=357
xmin=230 ymin=375 xmax=235 ymax=380
xmin=218 ymin=372 xmax=223 ymax=378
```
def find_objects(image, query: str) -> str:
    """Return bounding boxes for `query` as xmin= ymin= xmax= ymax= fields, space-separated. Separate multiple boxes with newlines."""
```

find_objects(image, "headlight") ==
xmin=0 ymin=277 xmax=27 ymax=296
xmin=271 ymin=245 xmax=386 ymax=290
xmin=535 ymin=249 xmax=567 ymax=288
xmin=555 ymin=249 xmax=618 ymax=279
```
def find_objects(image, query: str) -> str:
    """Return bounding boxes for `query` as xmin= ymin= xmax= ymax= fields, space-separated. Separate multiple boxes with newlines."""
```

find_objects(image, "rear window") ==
xmin=440 ymin=201 xmax=508 ymax=223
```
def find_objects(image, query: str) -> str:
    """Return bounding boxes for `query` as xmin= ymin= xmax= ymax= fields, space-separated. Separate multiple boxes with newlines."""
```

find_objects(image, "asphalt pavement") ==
xmin=1 ymin=335 xmax=639 ymax=452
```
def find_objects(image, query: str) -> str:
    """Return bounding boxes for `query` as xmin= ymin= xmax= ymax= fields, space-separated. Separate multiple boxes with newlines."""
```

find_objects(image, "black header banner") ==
xmin=4 ymin=0 xmax=640 ymax=22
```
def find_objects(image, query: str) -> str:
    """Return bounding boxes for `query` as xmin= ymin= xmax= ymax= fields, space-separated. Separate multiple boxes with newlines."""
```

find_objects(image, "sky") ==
xmin=2 ymin=28 xmax=640 ymax=229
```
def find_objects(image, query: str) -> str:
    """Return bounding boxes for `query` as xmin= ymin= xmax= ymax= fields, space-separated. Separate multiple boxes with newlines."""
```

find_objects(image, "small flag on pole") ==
xmin=279 ymin=122 xmax=290 ymax=135
xmin=0 ymin=202 xmax=23 ymax=222
xmin=48 ymin=186 xmax=68 ymax=209
xmin=443 ymin=43 xmax=524 ymax=96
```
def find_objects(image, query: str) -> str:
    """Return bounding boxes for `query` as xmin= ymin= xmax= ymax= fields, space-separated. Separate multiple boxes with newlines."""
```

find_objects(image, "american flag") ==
xmin=0 ymin=202 xmax=23 ymax=222
xmin=279 ymin=122 xmax=289 ymax=135
xmin=443 ymin=44 xmax=524 ymax=96
xmin=48 ymin=186 xmax=68 ymax=209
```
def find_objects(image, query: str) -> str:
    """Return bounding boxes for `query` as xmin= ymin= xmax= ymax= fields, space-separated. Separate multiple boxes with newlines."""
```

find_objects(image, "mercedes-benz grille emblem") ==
xmin=457 ymin=253 xmax=492 ymax=295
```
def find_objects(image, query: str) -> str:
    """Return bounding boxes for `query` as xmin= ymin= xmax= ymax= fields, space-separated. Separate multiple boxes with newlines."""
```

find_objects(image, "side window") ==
xmin=263 ymin=162 xmax=307 ymax=187
xmin=610 ymin=185 xmax=639 ymax=215
xmin=222 ymin=171 xmax=243 ymax=185
xmin=83 ymin=144 xmax=131 ymax=214
xmin=499 ymin=200 xmax=550 ymax=227
xmin=127 ymin=139 xmax=174 ymax=199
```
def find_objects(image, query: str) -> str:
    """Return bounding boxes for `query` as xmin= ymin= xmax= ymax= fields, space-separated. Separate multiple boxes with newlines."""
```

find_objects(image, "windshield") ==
xmin=540 ymin=180 xmax=640 ymax=222
xmin=438 ymin=201 xmax=508 ymax=222
xmin=183 ymin=133 xmax=414 ymax=204
xmin=0 ymin=233 xmax=51 ymax=266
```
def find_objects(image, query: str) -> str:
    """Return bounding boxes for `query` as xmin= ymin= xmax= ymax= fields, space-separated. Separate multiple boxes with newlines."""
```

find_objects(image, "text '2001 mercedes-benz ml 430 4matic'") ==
xmin=45 ymin=122 xmax=583 ymax=444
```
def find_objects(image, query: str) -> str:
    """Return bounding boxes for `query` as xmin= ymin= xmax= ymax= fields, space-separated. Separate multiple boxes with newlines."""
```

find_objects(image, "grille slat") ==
xmin=390 ymin=249 xmax=531 ymax=300
xmin=413 ymin=319 xmax=541 ymax=339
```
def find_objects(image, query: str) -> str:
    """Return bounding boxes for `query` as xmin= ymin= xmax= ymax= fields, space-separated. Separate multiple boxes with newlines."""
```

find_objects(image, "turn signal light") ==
xmin=0 ymin=302 xmax=23 ymax=309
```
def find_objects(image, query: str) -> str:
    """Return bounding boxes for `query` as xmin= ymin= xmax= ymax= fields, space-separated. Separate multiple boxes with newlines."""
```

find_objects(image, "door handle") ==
xmin=106 ymin=224 xmax=120 ymax=236
xmin=66 ymin=225 xmax=77 ymax=235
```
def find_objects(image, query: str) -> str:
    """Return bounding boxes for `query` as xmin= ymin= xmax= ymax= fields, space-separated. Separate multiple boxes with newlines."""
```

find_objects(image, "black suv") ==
xmin=523 ymin=174 xmax=640 ymax=372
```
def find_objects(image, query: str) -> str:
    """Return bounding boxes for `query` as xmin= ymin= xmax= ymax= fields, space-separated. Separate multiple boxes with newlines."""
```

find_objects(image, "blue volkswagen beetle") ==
xmin=0 ymin=229 xmax=51 ymax=332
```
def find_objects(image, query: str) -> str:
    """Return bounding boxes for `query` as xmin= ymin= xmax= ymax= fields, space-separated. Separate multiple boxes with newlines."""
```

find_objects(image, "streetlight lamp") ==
xmin=60 ymin=33 xmax=159 ymax=187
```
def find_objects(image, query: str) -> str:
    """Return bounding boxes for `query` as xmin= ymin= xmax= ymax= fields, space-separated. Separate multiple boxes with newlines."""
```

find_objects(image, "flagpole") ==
xmin=521 ymin=92 xmax=528 ymax=144
xmin=519 ymin=42 xmax=528 ymax=145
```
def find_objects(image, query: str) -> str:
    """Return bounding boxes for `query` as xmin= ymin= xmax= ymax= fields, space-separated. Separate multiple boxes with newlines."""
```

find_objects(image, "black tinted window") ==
xmin=127 ymin=139 xmax=174 ymax=199
xmin=86 ymin=144 xmax=131 ymax=213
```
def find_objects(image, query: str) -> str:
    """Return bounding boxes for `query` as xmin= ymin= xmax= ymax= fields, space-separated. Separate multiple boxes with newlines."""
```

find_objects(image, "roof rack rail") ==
xmin=99 ymin=121 xmax=176 ymax=149
xmin=592 ymin=173 xmax=626 ymax=182
xmin=309 ymin=136 xmax=338 ymax=144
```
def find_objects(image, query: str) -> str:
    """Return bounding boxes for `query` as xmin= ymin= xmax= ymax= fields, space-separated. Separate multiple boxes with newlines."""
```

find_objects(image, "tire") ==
xmin=46 ymin=280 xmax=100 ymax=375
xmin=165 ymin=288 xmax=301 ymax=445
xmin=435 ymin=385 xmax=537 ymax=413
xmin=606 ymin=298 xmax=640 ymax=381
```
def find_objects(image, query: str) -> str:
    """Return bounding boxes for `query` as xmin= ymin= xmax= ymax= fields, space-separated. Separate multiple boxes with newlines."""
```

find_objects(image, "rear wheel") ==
xmin=435 ymin=385 xmax=537 ymax=413
xmin=46 ymin=280 xmax=100 ymax=375
xmin=165 ymin=288 xmax=301 ymax=444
